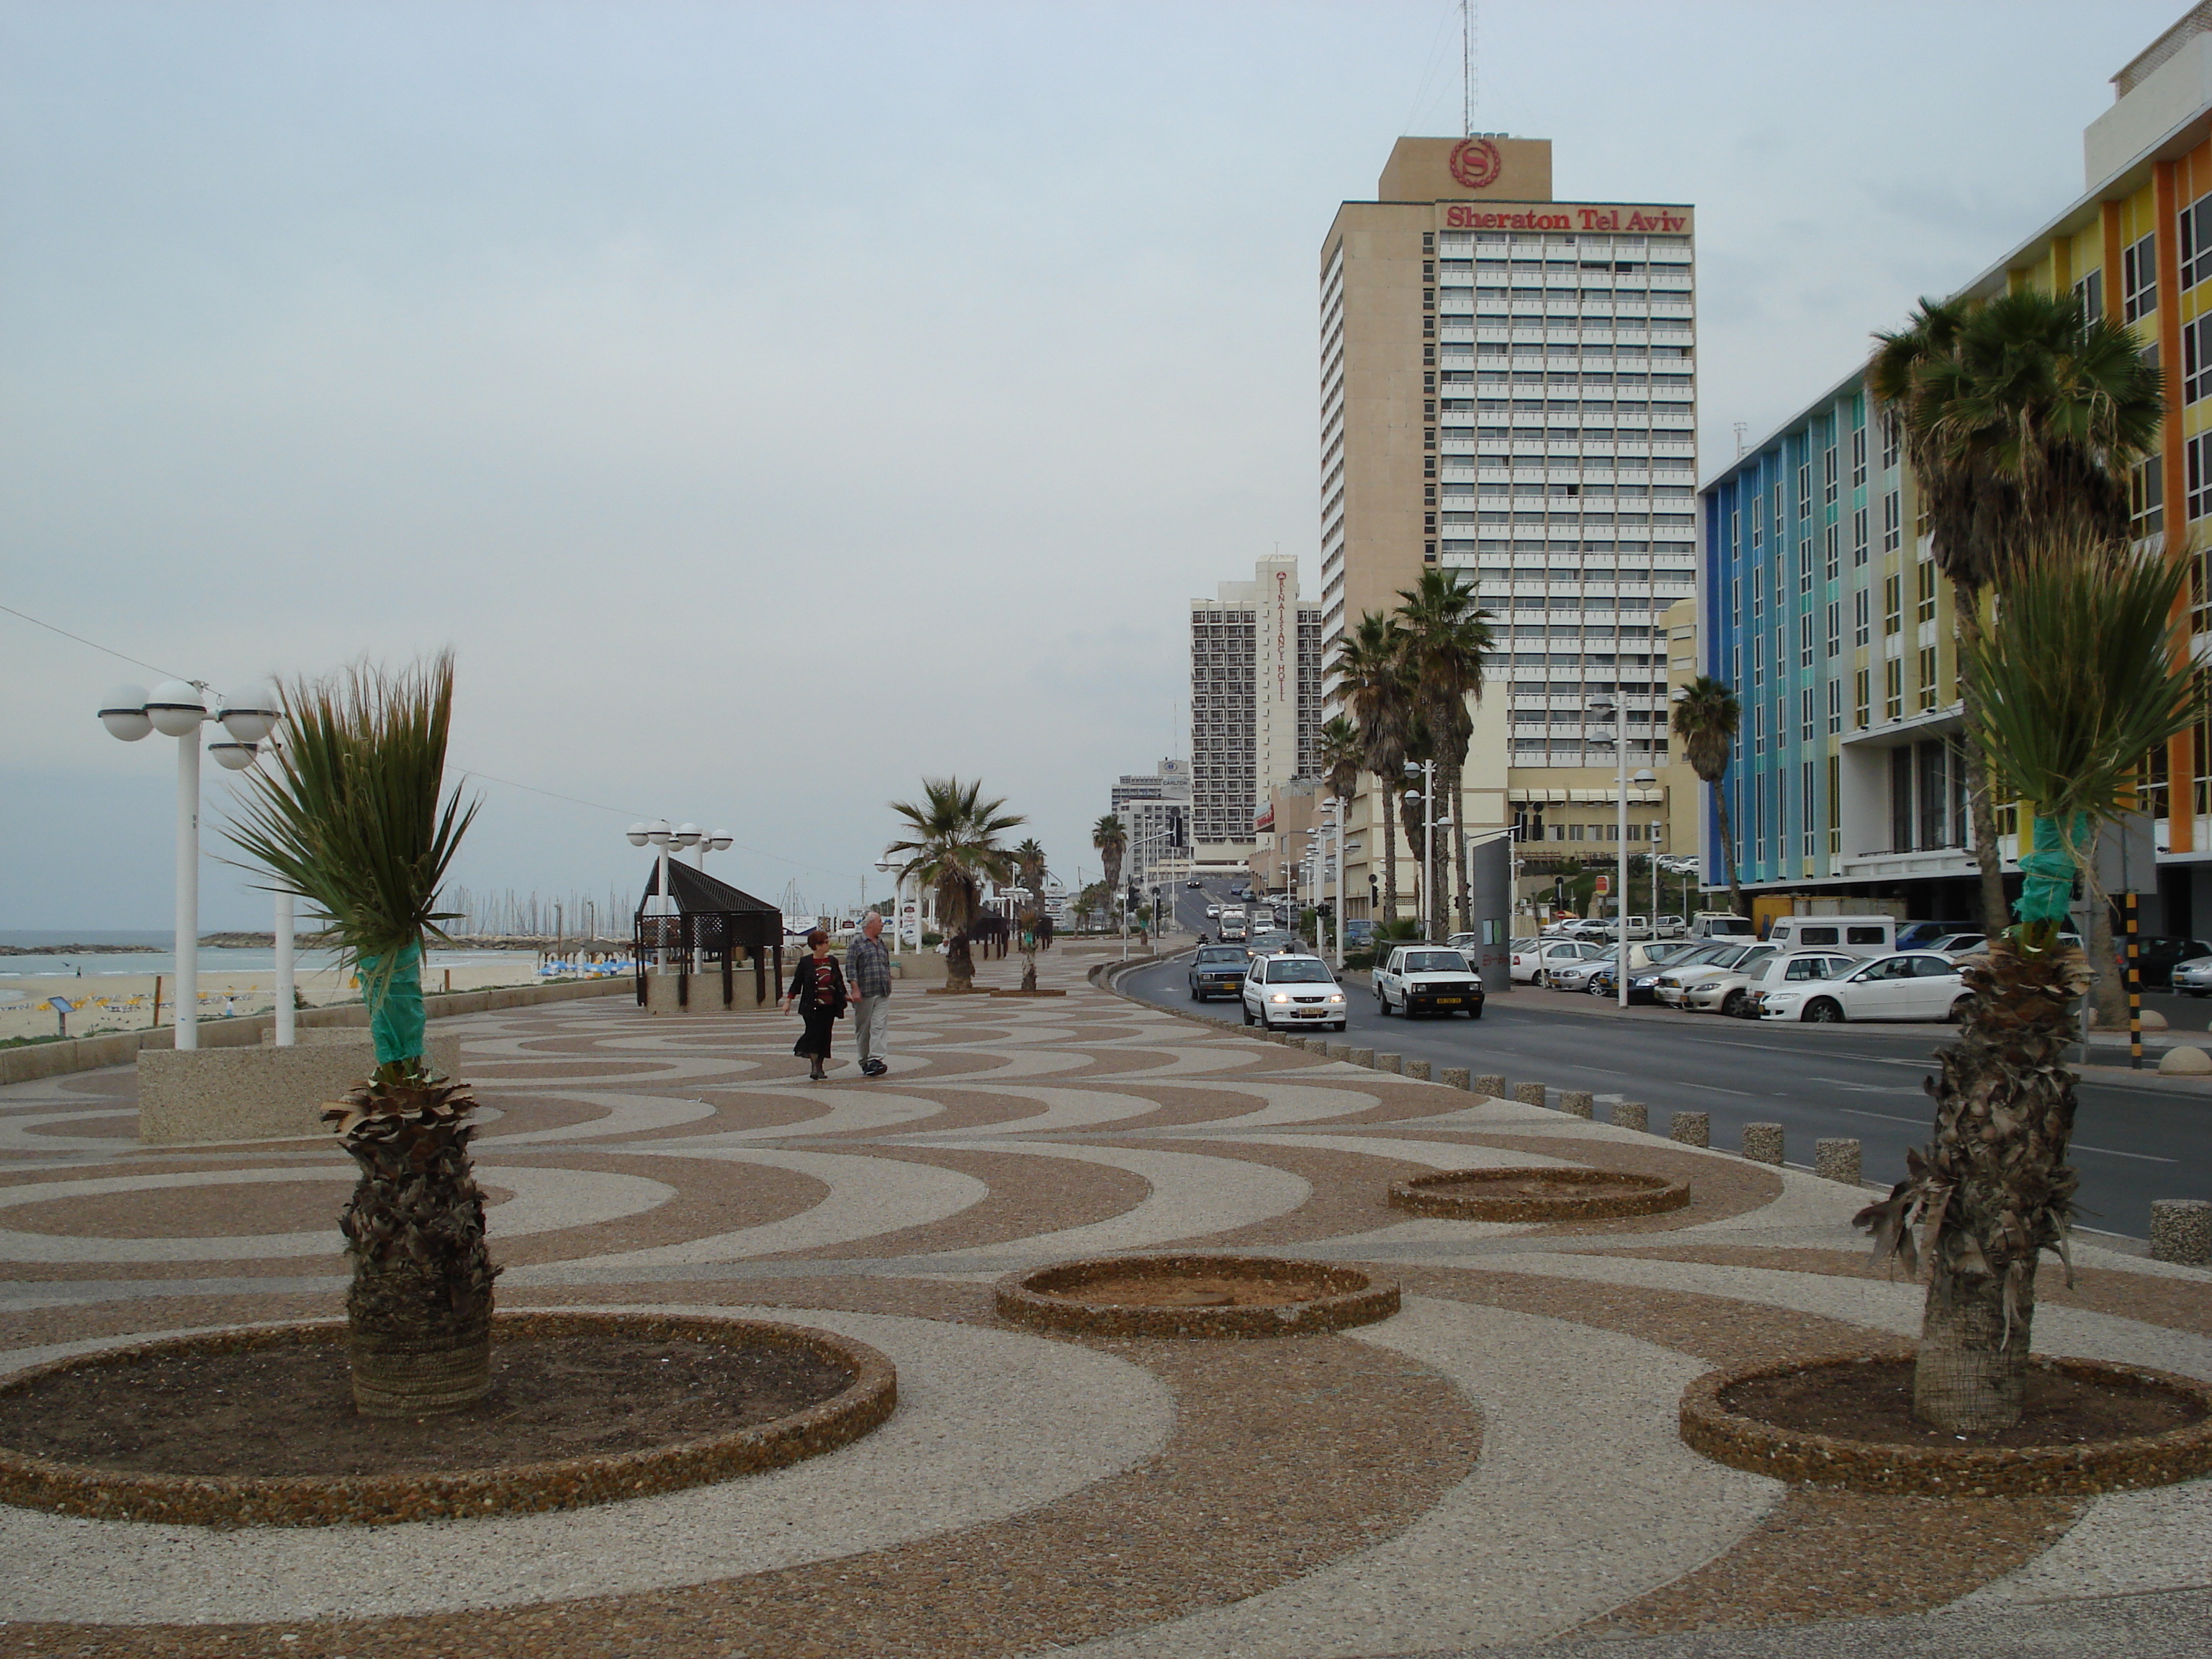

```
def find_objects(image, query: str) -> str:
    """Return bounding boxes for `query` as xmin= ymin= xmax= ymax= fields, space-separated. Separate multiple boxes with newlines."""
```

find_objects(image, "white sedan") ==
xmin=1241 ymin=953 xmax=1349 ymax=1031
xmin=1514 ymin=939 xmax=1606 ymax=985
xmin=1757 ymin=951 xmax=1969 ymax=1024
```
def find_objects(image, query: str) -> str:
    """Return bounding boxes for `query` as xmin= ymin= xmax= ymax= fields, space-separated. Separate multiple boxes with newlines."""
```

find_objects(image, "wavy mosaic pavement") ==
xmin=0 ymin=950 xmax=2206 ymax=1658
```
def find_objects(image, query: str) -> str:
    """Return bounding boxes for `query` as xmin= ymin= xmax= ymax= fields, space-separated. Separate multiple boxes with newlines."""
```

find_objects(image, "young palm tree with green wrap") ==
xmin=226 ymin=652 xmax=490 ymax=1418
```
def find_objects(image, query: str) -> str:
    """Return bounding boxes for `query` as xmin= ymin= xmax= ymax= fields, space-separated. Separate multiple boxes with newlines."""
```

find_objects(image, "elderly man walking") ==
xmin=846 ymin=911 xmax=894 ymax=1078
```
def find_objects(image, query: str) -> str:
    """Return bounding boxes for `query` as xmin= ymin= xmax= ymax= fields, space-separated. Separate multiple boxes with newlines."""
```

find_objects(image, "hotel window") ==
xmin=1730 ymin=508 xmax=1741 ymax=555
xmin=1753 ymin=701 xmax=1765 ymax=755
xmin=1753 ymin=633 xmax=1765 ymax=686
xmin=1797 ymin=464 xmax=1812 ymax=518
xmin=1881 ymin=490 xmax=1902 ymax=552
xmin=1800 ymin=688 xmax=1815 ymax=743
xmin=1751 ymin=569 xmax=1763 ymax=620
xmin=1803 ymin=760 xmax=1817 ymax=858
xmin=1883 ymin=574 xmax=1903 ymax=636
xmin=1771 ymin=485 xmax=1782 ymax=540
xmin=1774 ymin=697 xmax=1786 ymax=753
xmin=2131 ymin=458 xmax=2164 ymax=539
xmin=1852 ymin=506 xmax=1869 ymax=567
xmin=1884 ymin=658 xmax=1904 ymax=721
xmin=1853 ymin=588 xmax=1870 ymax=646
xmin=2194 ymin=550 xmax=2212 ymax=634
xmin=1850 ymin=426 xmax=1867 ymax=487
xmin=2190 ymin=433 xmax=2212 ymax=522
xmin=2184 ymin=192 xmax=2212 ymax=291
xmin=1824 ymin=522 xmax=1840 ymax=582
xmin=2123 ymin=233 xmax=2158 ymax=322
xmin=1827 ymin=755 xmax=1842 ymax=853
xmin=1917 ymin=645 xmax=1938 ymax=712
xmin=1731 ymin=575 xmax=1742 ymax=624
xmin=1750 ymin=503 xmax=1763 ymax=550
xmin=1799 ymin=611 xmax=1813 ymax=668
xmin=1825 ymin=599 xmax=1841 ymax=657
xmin=2188 ymin=315 xmax=2212 ymax=404
xmin=1773 ymin=554 xmax=1784 ymax=612
xmin=1799 ymin=546 xmax=1812 ymax=595
xmin=1822 ymin=446 xmax=1838 ymax=505
xmin=2074 ymin=267 xmax=2105 ymax=323
xmin=1915 ymin=559 xmax=1937 ymax=624
xmin=1854 ymin=667 xmax=1871 ymax=729
xmin=1827 ymin=677 xmax=1843 ymax=734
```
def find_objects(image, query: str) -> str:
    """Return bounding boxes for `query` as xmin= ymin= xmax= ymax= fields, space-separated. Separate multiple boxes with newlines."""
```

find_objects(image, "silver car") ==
xmin=2172 ymin=956 xmax=2212 ymax=997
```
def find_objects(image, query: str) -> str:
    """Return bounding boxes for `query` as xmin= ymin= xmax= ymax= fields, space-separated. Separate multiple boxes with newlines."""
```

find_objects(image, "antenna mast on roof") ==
xmin=1462 ymin=0 xmax=1476 ymax=138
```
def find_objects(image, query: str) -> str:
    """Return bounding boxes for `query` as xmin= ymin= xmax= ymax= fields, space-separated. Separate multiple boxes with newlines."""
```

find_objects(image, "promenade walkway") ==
xmin=0 ymin=948 xmax=2206 ymax=1658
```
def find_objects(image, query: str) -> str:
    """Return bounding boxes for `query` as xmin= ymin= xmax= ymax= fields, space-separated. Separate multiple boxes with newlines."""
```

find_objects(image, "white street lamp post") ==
xmin=211 ymin=732 xmax=300 ymax=1045
xmin=625 ymin=819 xmax=727 ymax=970
xmin=100 ymin=680 xmax=279 ymax=1051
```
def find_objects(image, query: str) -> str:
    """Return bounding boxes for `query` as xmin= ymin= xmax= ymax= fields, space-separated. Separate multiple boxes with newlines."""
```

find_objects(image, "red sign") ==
xmin=1444 ymin=204 xmax=1689 ymax=233
xmin=1593 ymin=874 xmax=1611 ymax=894
xmin=1449 ymin=138 xmax=1502 ymax=190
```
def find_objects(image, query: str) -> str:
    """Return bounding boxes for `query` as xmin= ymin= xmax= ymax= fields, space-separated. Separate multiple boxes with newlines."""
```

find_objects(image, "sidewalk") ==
xmin=0 ymin=947 xmax=2206 ymax=1657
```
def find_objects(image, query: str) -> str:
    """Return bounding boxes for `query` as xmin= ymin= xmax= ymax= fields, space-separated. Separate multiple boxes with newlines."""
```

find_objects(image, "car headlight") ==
xmin=1270 ymin=992 xmax=1290 ymax=1003
xmin=1327 ymin=993 xmax=1344 ymax=1004
xmin=1632 ymin=976 xmax=1658 ymax=988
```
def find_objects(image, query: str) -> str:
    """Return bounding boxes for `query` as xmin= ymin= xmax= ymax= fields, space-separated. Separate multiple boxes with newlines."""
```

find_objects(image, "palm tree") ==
xmin=1319 ymin=714 xmax=1363 ymax=807
xmin=1671 ymin=675 xmax=1744 ymax=923
xmin=226 ymin=653 xmax=491 ymax=1419
xmin=1331 ymin=612 xmax=1413 ymax=922
xmin=1858 ymin=531 xmax=2202 ymax=1433
xmin=1395 ymin=569 xmax=1497 ymax=934
xmin=1010 ymin=838 xmax=1049 ymax=990
xmin=886 ymin=778 xmax=1026 ymax=992
xmin=1869 ymin=290 xmax=2164 ymax=938
xmin=1092 ymin=814 xmax=1127 ymax=907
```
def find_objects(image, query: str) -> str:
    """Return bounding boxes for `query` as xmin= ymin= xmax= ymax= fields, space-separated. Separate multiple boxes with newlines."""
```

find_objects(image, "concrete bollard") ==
xmin=1442 ymin=1066 xmax=1473 ymax=1092
xmin=1377 ymin=1052 xmax=1403 ymax=1074
xmin=1742 ymin=1123 xmax=1784 ymax=1165
xmin=1670 ymin=1110 xmax=1710 ymax=1147
xmin=1475 ymin=1074 xmax=1507 ymax=1098
xmin=2150 ymin=1199 xmax=2212 ymax=1265
xmin=1560 ymin=1089 xmax=1594 ymax=1119
xmin=1328 ymin=1043 xmax=1354 ymax=1060
xmin=1815 ymin=1138 xmax=1862 ymax=1186
xmin=1349 ymin=1048 xmax=1375 ymax=1069
xmin=1405 ymin=1058 xmax=1432 ymax=1082
xmin=1513 ymin=1081 xmax=1547 ymax=1109
xmin=1612 ymin=1100 xmax=1648 ymax=1132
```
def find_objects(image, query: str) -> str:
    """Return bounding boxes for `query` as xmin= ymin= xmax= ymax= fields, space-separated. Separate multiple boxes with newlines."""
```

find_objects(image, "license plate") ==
xmin=1432 ymin=997 xmax=1462 ymax=1004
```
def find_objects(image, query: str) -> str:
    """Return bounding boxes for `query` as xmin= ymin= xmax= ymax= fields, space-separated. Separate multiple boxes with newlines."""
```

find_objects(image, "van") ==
xmin=1765 ymin=914 xmax=1894 ymax=956
xmin=1691 ymin=912 xmax=1756 ymax=939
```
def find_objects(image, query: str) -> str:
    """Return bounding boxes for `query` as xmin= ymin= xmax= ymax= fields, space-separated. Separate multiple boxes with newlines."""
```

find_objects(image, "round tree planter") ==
xmin=1389 ymin=1166 xmax=1691 ymax=1223
xmin=1680 ymin=1353 xmax=2212 ymax=1497
xmin=989 ymin=988 xmax=1069 ymax=997
xmin=996 ymin=1254 xmax=1398 ymax=1340
xmin=0 ymin=1311 xmax=896 ymax=1527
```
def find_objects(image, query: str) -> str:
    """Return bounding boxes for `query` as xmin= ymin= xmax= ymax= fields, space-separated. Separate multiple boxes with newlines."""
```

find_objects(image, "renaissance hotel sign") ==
xmin=1443 ymin=204 xmax=1691 ymax=234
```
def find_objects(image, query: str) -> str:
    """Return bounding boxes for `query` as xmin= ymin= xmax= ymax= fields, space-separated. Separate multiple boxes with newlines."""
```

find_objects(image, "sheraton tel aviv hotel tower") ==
xmin=1320 ymin=138 xmax=1699 ymax=918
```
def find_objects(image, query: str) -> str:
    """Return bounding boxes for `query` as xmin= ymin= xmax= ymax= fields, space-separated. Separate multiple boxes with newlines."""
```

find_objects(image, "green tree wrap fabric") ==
xmin=2015 ymin=814 xmax=2089 ymax=928
xmin=359 ymin=941 xmax=425 ymax=1066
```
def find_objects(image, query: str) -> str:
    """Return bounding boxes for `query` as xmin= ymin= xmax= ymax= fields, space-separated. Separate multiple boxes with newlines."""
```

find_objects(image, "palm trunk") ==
xmin=1448 ymin=755 xmax=1470 ymax=932
xmin=1953 ymin=580 xmax=2010 ymax=938
xmin=1906 ymin=938 xmax=2087 ymax=1432
xmin=947 ymin=931 xmax=975 ymax=990
xmin=1399 ymin=791 xmax=1426 ymax=932
xmin=1380 ymin=786 xmax=1400 ymax=923
xmin=1712 ymin=773 xmax=1746 ymax=922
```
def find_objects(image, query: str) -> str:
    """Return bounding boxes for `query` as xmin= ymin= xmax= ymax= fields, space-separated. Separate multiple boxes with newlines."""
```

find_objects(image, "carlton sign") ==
xmin=1444 ymin=204 xmax=1689 ymax=234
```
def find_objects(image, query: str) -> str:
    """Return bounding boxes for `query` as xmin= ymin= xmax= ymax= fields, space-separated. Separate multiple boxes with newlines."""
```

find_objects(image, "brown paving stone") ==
xmin=0 ymin=1333 xmax=1480 ymax=1659
xmin=766 ymin=1146 xmax=1152 ymax=1259
xmin=15 ymin=1181 xmax=518 ymax=1240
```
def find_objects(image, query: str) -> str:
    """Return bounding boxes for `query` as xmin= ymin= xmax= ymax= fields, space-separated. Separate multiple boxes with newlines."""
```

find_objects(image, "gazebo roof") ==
xmin=638 ymin=861 xmax=781 ymax=917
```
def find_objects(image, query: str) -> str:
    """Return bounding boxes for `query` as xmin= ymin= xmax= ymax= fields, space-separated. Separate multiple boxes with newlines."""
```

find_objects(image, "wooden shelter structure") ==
xmin=634 ymin=862 xmax=783 ymax=1010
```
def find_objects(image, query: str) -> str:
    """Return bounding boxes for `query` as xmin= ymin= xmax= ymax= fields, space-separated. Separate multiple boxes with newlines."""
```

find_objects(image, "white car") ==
xmin=1242 ymin=953 xmax=1349 ymax=1031
xmin=1654 ymin=943 xmax=1772 ymax=1009
xmin=1205 ymin=904 xmax=1220 ymax=919
xmin=1678 ymin=945 xmax=1783 ymax=1014
xmin=1516 ymin=938 xmax=1606 ymax=985
xmin=1372 ymin=946 xmax=1484 ymax=1017
xmin=1730 ymin=950 xmax=1861 ymax=1019
xmin=1756 ymin=951 xmax=1970 ymax=1024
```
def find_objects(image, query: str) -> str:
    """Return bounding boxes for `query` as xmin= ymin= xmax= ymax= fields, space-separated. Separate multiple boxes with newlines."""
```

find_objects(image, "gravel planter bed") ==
xmin=1390 ymin=1166 xmax=1691 ymax=1223
xmin=995 ymin=1254 xmax=1399 ymax=1339
xmin=987 ymin=988 xmax=1069 ymax=997
xmin=0 ymin=1310 xmax=895 ymax=1527
xmin=1680 ymin=1352 xmax=2212 ymax=1496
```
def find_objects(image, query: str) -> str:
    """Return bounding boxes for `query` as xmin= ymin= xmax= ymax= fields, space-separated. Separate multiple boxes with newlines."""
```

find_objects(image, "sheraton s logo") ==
xmin=1449 ymin=138 xmax=1502 ymax=189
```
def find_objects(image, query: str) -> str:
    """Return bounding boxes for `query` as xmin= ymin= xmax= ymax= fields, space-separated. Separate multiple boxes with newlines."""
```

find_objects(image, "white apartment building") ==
xmin=1110 ymin=758 xmax=1192 ymax=889
xmin=1189 ymin=555 xmax=1324 ymax=864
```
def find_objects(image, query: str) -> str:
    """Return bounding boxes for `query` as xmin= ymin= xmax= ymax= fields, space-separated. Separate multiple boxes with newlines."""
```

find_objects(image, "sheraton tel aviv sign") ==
xmin=1442 ymin=203 xmax=1689 ymax=233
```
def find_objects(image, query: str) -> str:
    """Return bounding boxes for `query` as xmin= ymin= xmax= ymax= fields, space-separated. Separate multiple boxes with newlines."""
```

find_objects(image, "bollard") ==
xmin=1815 ymin=1138 xmax=1862 ymax=1186
xmin=1560 ymin=1089 xmax=1594 ymax=1120
xmin=1612 ymin=1100 xmax=1648 ymax=1132
xmin=1670 ymin=1110 xmax=1710 ymax=1147
xmin=1328 ymin=1043 xmax=1352 ymax=1060
xmin=1513 ymin=1081 xmax=1547 ymax=1109
xmin=1475 ymin=1074 xmax=1508 ymax=1098
xmin=2150 ymin=1199 xmax=2212 ymax=1266
xmin=1377 ymin=1052 xmax=1403 ymax=1074
xmin=1405 ymin=1058 xmax=1432 ymax=1082
xmin=1742 ymin=1123 xmax=1784 ymax=1166
xmin=1442 ymin=1066 xmax=1473 ymax=1092
xmin=1350 ymin=1048 xmax=1375 ymax=1069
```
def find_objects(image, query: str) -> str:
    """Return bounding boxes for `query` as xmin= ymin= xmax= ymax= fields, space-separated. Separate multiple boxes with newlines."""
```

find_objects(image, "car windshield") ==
xmin=1402 ymin=951 xmax=1470 ymax=972
xmin=1195 ymin=948 xmax=1246 ymax=963
xmin=1267 ymin=960 xmax=1334 ymax=983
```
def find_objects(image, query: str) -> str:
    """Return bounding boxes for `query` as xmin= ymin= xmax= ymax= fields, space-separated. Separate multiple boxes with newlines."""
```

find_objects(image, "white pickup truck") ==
xmin=1370 ymin=945 xmax=1485 ymax=1017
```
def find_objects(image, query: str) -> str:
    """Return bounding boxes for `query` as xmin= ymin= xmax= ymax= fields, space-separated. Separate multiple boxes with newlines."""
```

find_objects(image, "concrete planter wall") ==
xmin=138 ymin=1033 xmax=464 ymax=1145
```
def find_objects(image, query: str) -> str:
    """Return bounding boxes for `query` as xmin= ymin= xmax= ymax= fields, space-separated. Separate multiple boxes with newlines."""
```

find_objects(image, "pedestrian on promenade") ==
xmin=780 ymin=928 xmax=848 ymax=1082
xmin=847 ymin=909 xmax=893 ymax=1078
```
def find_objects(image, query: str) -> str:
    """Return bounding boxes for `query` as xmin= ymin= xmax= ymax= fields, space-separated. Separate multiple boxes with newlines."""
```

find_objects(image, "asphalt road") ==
xmin=1125 ymin=904 xmax=2211 ymax=1242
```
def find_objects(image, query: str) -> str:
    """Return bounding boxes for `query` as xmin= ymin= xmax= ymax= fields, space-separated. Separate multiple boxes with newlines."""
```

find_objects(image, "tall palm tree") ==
xmin=1331 ymin=611 xmax=1412 ymax=923
xmin=1395 ymin=569 xmax=1497 ymax=932
xmin=1012 ymin=837 xmax=1048 ymax=897
xmin=1319 ymin=714 xmax=1363 ymax=807
xmin=226 ymin=653 xmax=491 ymax=1419
xmin=1670 ymin=675 xmax=1744 ymax=922
xmin=1869 ymin=289 xmax=2164 ymax=938
xmin=1858 ymin=531 xmax=2202 ymax=1433
xmin=1092 ymin=814 xmax=1127 ymax=907
xmin=886 ymin=778 xmax=1025 ymax=992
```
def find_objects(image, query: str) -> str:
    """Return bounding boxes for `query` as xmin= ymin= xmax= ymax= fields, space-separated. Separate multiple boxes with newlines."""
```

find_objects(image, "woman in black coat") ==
xmin=780 ymin=928 xmax=848 ymax=1081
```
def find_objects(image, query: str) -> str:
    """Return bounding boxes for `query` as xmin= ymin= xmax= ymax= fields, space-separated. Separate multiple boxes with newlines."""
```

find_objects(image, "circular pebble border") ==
xmin=995 ymin=1254 xmax=1400 ymax=1340
xmin=1679 ymin=1352 xmax=2212 ymax=1496
xmin=0 ymin=1310 xmax=896 ymax=1528
xmin=1388 ymin=1166 xmax=1691 ymax=1222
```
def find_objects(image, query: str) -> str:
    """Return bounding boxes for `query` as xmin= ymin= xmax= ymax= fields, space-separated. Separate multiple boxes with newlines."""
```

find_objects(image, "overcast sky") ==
xmin=0 ymin=0 xmax=2183 ymax=932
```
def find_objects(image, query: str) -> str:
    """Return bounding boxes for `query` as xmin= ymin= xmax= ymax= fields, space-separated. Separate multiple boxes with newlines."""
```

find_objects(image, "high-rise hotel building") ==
xmin=1320 ymin=138 xmax=1699 ymax=913
xmin=1188 ymin=554 xmax=1324 ymax=866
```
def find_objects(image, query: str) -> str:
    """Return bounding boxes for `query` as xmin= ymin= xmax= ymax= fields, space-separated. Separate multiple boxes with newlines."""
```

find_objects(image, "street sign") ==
xmin=1593 ymin=874 xmax=1610 ymax=894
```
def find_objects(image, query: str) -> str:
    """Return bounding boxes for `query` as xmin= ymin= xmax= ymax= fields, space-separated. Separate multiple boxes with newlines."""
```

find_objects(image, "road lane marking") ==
xmin=2069 ymin=1143 xmax=2178 ymax=1163
xmin=1835 ymin=1106 xmax=1930 ymax=1126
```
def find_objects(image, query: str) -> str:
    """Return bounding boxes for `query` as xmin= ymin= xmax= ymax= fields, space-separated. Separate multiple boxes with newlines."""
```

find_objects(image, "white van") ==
xmin=1691 ymin=912 xmax=1756 ymax=939
xmin=1765 ymin=914 xmax=1895 ymax=956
